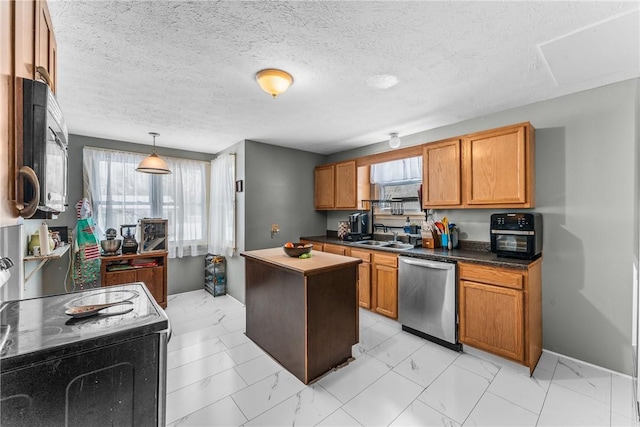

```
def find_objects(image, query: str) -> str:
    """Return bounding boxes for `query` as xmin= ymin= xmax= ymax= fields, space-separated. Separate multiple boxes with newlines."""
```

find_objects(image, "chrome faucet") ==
xmin=392 ymin=231 xmax=398 ymax=241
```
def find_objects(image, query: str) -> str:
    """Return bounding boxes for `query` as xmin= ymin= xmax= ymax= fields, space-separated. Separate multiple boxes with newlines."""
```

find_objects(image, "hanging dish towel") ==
xmin=73 ymin=198 xmax=101 ymax=289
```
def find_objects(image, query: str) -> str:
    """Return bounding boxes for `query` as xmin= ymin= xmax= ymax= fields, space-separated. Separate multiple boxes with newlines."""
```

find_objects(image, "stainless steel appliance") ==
xmin=0 ymin=283 xmax=170 ymax=426
xmin=140 ymin=218 xmax=168 ymax=253
xmin=19 ymin=77 xmax=68 ymax=214
xmin=346 ymin=212 xmax=371 ymax=241
xmin=398 ymin=256 xmax=461 ymax=351
xmin=490 ymin=213 xmax=542 ymax=259
xmin=101 ymin=228 xmax=122 ymax=256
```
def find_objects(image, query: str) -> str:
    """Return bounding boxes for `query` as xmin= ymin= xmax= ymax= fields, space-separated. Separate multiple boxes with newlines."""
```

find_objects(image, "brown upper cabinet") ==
xmin=422 ymin=138 xmax=462 ymax=208
xmin=35 ymin=0 xmax=57 ymax=93
xmin=314 ymin=164 xmax=335 ymax=209
xmin=314 ymin=161 xmax=370 ymax=210
xmin=462 ymin=122 xmax=535 ymax=208
xmin=315 ymin=122 xmax=535 ymax=211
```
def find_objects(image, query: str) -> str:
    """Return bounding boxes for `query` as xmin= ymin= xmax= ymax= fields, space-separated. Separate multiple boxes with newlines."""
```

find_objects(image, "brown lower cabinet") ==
xmin=101 ymin=252 xmax=168 ymax=308
xmin=372 ymin=252 xmax=398 ymax=319
xmin=350 ymin=248 xmax=372 ymax=309
xmin=458 ymin=259 xmax=542 ymax=374
xmin=301 ymin=241 xmax=399 ymax=319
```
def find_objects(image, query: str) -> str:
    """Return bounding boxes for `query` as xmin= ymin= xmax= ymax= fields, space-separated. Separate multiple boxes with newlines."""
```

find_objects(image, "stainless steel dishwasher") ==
xmin=398 ymin=256 xmax=461 ymax=351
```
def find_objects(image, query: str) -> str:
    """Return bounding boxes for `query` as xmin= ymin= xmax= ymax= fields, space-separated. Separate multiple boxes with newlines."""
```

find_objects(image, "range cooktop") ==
xmin=0 ymin=283 xmax=168 ymax=370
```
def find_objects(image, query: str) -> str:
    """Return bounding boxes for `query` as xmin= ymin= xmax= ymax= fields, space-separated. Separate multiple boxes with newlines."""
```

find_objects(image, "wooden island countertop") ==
xmin=241 ymin=247 xmax=361 ymax=275
xmin=241 ymin=247 xmax=361 ymax=384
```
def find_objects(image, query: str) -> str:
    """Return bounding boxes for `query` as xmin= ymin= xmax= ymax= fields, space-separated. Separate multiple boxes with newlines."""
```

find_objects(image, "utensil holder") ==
xmin=422 ymin=236 xmax=441 ymax=249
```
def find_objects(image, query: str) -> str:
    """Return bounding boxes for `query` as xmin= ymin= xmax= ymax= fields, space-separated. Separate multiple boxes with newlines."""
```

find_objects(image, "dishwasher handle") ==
xmin=400 ymin=257 xmax=456 ymax=270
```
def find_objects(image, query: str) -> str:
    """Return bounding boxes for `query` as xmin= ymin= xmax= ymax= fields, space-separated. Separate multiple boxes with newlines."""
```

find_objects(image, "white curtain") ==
xmin=370 ymin=156 xmax=422 ymax=184
xmin=161 ymin=157 xmax=209 ymax=258
xmin=83 ymin=147 xmax=209 ymax=259
xmin=208 ymin=154 xmax=236 ymax=257
xmin=83 ymin=148 xmax=151 ymax=240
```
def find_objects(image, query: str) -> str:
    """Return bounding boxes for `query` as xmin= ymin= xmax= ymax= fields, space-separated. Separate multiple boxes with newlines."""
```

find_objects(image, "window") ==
xmin=83 ymin=147 xmax=209 ymax=258
xmin=370 ymin=156 xmax=423 ymax=215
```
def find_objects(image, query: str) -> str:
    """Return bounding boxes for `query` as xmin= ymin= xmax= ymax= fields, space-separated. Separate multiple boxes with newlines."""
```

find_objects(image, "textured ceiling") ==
xmin=47 ymin=1 xmax=640 ymax=155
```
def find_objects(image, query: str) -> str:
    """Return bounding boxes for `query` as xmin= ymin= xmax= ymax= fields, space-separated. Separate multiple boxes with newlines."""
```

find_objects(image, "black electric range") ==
xmin=0 ymin=283 xmax=170 ymax=426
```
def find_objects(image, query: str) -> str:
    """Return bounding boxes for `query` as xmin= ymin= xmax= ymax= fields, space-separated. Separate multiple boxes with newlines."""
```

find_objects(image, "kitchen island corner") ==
xmin=241 ymin=247 xmax=361 ymax=384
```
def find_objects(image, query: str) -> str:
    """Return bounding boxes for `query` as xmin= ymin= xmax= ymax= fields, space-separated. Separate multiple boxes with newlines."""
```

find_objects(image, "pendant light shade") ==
xmin=389 ymin=133 xmax=401 ymax=149
xmin=256 ymin=69 xmax=293 ymax=98
xmin=137 ymin=132 xmax=171 ymax=174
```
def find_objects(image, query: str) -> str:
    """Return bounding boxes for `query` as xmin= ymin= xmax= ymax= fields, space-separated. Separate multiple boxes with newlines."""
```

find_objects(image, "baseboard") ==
xmin=542 ymin=348 xmax=632 ymax=379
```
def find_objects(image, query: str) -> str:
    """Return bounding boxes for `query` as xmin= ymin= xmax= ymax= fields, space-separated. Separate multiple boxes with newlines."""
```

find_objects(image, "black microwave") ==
xmin=490 ymin=213 xmax=542 ymax=259
xmin=19 ymin=77 xmax=68 ymax=214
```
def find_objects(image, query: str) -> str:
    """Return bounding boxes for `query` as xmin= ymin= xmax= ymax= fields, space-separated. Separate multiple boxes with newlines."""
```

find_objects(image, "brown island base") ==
xmin=241 ymin=247 xmax=362 ymax=384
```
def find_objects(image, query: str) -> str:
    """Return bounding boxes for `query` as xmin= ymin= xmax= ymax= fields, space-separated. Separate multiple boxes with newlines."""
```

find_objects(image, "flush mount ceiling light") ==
xmin=136 ymin=132 xmax=171 ymax=174
xmin=389 ymin=133 xmax=401 ymax=149
xmin=256 ymin=68 xmax=294 ymax=99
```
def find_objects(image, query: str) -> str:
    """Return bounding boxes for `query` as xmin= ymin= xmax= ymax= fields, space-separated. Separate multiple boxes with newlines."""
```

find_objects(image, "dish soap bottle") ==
xmin=404 ymin=217 xmax=411 ymax=233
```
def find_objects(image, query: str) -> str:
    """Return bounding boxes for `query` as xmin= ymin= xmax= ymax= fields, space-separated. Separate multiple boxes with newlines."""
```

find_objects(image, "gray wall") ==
xmin=218 ymin=140 xmax=327 ymax=304
xmin=244 ymin=140 xmax=327 ymax=251
xmin=36 ymin=134 xmax=215 ymax=297
xmin=328 ymin=78 xmax=640 ymax=375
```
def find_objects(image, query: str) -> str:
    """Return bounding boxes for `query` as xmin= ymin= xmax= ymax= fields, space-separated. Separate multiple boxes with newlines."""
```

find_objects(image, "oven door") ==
xmin=41 ymin=127 xmax=68 ymax=212
xmin=491 ymin=230 xmax=534 ymax=258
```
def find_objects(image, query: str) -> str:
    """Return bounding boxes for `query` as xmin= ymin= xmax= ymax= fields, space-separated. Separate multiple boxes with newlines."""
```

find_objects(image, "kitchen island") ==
xmin=241 ymin=247 xmax=361 ymax=384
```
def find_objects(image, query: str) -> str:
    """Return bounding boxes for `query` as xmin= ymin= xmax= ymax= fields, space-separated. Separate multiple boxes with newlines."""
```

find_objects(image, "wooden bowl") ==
xmin=283 ymin=243 xmax=313 ymax=257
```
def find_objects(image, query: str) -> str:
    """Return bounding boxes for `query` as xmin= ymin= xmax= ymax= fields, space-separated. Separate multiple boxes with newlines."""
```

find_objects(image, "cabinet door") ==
xmin=137 ymin=266 xmax=165 ymax=306
xmin=35 ymin=0 xmax=56 ymax=92
xmin=14 ymin=0 xmax=36 ymax=79
xmin=335 ymin=161 xmax=357 ymax=209
xmin=314 ymin=165 xmax=335 ymax=209
xmin=358 ymin=263 xmax=371 ymax=309
xmin=357 ymin=166 xmax=371 ymax=210
xmin=423 ymin=139 xmax=461 ymax=207
xmin=459 ymin=280 xmax=524 ymax=362
xmin=351 ymin=248 xmax=372 ymax=309
xmin=374 ymin=264 xmax=398 ymax=319
xmin=463 ymin=124 xmax=532 ymax=207
xmin=323 ymin=243 xmax=347 ymax=256
xmin=104 ymin=270 xmax=137 ymax=287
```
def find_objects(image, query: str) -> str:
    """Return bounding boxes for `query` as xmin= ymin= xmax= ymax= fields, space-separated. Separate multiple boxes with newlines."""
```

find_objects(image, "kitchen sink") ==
xmin=383 ymin=242 xmax=415 ymax=250
xmin=353 ymin=240 xmax=414 ymax=251
xmin=354 ymin=240 xmax=390 ymax=246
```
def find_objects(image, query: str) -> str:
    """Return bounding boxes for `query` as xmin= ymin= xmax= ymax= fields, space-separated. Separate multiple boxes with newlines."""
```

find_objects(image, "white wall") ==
xmin=328 ymin=78 xmax=640 ymax=375
xmin=214 ymin=141 xmax=246 ymax=303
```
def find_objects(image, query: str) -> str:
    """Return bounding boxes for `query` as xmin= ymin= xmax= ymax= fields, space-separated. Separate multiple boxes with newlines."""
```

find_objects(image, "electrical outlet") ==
xmin=271 ymin=224 xmax=280 ymax=238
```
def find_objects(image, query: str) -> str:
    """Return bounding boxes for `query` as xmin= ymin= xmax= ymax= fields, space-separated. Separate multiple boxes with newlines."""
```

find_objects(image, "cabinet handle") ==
xmin=35 ymin=66 xmax=52 ymax=88
xmin=18 ymin=166 xmax=40 ymax=218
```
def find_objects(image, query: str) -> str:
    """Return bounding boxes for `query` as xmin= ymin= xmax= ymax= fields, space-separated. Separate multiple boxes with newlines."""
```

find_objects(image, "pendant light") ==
xmin=389 ymin=133 xmax=401 ymax=149
xmin=255 ymin=69 xmax=294 ymax=99
xmin=136 ymin=132 xmax=171 ymax=174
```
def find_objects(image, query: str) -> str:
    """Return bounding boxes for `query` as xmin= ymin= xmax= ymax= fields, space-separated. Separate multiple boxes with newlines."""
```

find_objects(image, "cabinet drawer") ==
xmin=373 ymin=252 xmax=397 ymax=267
xmin=459 ymin=262 xmax=523 ymax=290
xmin=324 ymin=243 xmax=347 ymax=256
xmin=350 ymin=248 xmax=371 ymax=262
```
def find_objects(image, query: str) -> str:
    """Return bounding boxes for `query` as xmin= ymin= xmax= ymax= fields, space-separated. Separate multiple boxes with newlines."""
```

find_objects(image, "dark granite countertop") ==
xmin=300 ymin=235 xmax=540 ymax=269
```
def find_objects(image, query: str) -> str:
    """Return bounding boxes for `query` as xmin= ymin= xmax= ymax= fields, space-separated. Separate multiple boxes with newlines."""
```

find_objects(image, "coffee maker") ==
xmin=346 ymin=212 xmax=371 ymax=241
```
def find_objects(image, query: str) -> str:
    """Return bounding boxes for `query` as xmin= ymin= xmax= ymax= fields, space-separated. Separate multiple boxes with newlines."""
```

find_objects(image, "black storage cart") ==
xmin=205 ymin=254 xmax=226 ymax=297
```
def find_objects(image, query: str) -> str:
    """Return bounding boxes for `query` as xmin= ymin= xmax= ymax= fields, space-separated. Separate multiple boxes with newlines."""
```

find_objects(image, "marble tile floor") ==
xmin=164 ymin=290 xmax=638 ymax=427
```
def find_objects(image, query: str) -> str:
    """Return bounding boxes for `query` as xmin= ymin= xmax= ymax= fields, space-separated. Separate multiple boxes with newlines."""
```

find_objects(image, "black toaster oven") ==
xmin=490 ymin=213 xmax=542 ymax=259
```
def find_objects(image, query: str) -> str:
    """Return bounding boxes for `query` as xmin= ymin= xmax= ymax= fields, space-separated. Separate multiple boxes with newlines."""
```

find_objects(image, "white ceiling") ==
xmin=48 ymin=1 xmax=640 ymax=155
